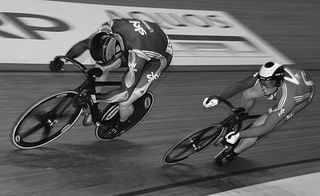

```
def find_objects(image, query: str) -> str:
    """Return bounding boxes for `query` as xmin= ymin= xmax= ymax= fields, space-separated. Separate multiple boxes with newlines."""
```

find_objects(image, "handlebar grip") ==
xmin=55 ymin=55 xmax=89 ymax=77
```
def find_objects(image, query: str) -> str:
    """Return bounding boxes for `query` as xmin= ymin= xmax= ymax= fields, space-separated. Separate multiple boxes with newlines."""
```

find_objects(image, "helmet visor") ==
xmin=259 ymin=79 xmax=277 ymax=88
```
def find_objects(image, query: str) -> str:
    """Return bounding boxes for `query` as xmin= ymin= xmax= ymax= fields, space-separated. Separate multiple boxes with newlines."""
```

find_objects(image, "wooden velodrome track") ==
xmin=1 ymin=0 xmax=320 ymax=195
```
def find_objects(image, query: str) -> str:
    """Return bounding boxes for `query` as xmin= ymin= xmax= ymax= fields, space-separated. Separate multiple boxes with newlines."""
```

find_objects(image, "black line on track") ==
xmin=115 ymin=157 xmax=320 ymax=196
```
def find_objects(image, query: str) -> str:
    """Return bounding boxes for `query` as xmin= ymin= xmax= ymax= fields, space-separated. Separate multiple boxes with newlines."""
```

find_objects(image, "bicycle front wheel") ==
xmin=11 ymin=91 xmax=83 ymax=149
xmin=163 ymin=124 xmax=223 ymax=165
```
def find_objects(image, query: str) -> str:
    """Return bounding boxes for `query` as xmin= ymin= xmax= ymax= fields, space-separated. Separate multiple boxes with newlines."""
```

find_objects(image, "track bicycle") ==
xmin=163 ymin=96 xmax=261 ymax=165
xmin=11 ymin=56 xmax=154 ymax=149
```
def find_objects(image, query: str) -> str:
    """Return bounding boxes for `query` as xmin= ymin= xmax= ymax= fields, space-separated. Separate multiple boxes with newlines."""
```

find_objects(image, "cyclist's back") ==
xmin=110 ymin=19 xmax=172 ymax=61
xmin=266 ymin=66 xmax=314 ymax=124
xmin=282 ymin=66 xmax=314 ymax=101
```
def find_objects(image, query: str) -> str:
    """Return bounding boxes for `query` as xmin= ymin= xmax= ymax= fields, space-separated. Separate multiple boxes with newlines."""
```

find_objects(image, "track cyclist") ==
xmin=50 ymin=18 xmax=173 ymax=138
xmin=203 ymin=62 xmax=315 ymax=166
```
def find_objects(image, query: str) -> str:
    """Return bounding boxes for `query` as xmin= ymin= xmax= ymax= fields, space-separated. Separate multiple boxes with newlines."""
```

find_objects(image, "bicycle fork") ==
xmin=214 ymin=126 xmax=228 ymax=147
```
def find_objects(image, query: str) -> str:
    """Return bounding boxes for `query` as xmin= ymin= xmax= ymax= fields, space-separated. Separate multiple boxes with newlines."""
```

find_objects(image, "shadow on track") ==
xmin=3 ymin=139 xmax=144 ymax=169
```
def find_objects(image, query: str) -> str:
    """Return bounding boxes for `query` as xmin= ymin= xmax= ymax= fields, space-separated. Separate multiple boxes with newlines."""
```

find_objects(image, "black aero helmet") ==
xmin=89 ymin=32 xmax=124 ymax=65
xmin=258 ymin=62 xmax=285 ymax=88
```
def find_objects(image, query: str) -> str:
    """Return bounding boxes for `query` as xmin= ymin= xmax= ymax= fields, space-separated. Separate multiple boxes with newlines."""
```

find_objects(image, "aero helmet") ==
xmin=89 ymin=32 xmax=124 ymax=65
xmin=258 ymin=62 xmax=284 ymax=88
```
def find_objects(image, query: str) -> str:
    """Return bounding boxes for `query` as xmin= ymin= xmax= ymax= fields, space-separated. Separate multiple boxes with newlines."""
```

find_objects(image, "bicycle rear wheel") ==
xmin=11 ymin=91 xmax=83 ymax=149
xmin=163 ymin=124 xmax=223 ymax=165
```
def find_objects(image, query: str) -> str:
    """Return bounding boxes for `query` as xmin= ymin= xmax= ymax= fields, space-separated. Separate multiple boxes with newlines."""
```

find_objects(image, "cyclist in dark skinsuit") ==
xmin=50 ymin=19 xmax=173 ymax=136
xmin=203 ymin=62 xmax=315 ymax=166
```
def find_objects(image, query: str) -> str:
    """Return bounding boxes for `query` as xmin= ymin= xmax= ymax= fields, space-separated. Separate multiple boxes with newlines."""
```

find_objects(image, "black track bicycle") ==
xmin=11 ymin=56 xmax=154 ymax=149
xmin=163 ymin=96 xmax=261 ymax=165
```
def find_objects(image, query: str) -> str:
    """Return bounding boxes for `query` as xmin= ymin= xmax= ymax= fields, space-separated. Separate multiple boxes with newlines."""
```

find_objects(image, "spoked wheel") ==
xmin=11 ymin=91 xmax=83 ymax=149
xmin=163 ymin=124 xmax=224 ymax=165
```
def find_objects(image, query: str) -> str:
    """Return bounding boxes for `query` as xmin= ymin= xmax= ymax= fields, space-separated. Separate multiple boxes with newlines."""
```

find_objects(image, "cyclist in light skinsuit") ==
xmin=50 ymin=19 xmax=173 ymax=137
xmin=203 ymin=62 xmax=315 ymax=166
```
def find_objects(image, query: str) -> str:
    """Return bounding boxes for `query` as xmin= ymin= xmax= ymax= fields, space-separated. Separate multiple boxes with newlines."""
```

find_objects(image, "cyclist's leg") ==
xmin=241 ymin=81 xmax=264 ymax=112
xmin=234 ymin=98 xmax=312 ymax=154
xmin=82 ymin=62 xmax=119 ymax=126
xmin=231 ymin=82 xmax=265 ymax=153
xmin=276 ymin=99 xmax=312 ymax=127
xmin=95 ymin=71 xmax=109 ymax=94
xmin=233 ymin=114 xmax=267 ymax=154
xmin=119 ymin=57 xmax=170 ymax=122
xmin=215 ymin=114 xmax=267 ymax=166
xmin=81 ymin=64 xmax=109 ymax=126
xmin=119 ymin=101 xmax=134 ymax=122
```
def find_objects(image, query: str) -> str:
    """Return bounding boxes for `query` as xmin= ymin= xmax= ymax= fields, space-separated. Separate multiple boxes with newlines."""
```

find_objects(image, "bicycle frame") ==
xmin=213 ymin=96 xmax=261 ymax=138
xmin=57 ymin=56 xmax=121 ymax=125
xmin=162 ymin=96 xmax=261 ymax=165
xmin=12 ymin=55 xmax=149 ymax=149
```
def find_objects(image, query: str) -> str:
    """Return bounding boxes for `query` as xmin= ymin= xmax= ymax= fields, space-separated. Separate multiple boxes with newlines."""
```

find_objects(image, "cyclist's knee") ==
xmin=118 ymin=94 xmax=137 ymax=108
xmin=119 ymin=103 xmax=134 ymax=122
xmin=119 ymin=100 xmax=131 ymax=108
xmin=119 ymin=101 xmax=133 ymax=111
xmin=102 ymin=91 xmax=128 ymax=103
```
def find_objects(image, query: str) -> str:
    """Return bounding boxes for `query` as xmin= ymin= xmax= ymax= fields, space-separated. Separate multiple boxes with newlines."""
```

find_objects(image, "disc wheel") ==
xmin=163 ymin=124 xmax=223 ymax=165
xmin=11 ymin=91 xmax=83 ymax=149
xmin=95 ymin=91 xmax=154 ymax=141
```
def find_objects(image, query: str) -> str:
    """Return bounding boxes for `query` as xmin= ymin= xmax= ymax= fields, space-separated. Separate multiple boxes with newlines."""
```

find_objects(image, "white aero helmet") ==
xmin=258 ymin=62 xmax=284 ymax=88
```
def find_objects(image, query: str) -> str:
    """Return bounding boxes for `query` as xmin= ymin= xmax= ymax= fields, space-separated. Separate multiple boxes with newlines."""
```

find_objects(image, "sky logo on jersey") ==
xmin=0 ymin=0 xmax=292 ymax=66
xmin=147 ymin=72 xmax=160 ymax=82
xmin=129 ymin=20 xmax=147 ymax=35
xmin=128 ymin=62 xmax=137 ymax=72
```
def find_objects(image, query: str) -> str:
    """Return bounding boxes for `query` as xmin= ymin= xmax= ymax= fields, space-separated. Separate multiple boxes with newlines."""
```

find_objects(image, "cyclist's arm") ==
xmin=239 ymin=96 xmax=296 ymax=138
xmin=64 ymin=21 xmax=114 ymax=59
xmin=63 ymin=19 xmax=115 ymax=59
xmin=64 ymin=38 xmax=91 ymax=59
xmin=219 ymin=74 xmax=257 ymax=100
xmin=97 ymin=50 xmax=147 ymax=103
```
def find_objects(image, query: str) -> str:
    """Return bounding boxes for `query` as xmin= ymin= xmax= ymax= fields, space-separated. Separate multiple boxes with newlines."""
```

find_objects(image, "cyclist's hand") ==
xmin=224 ymin=132 xmax=240 ymax=145
xmin=203 ymin=96 xmax=219 ymax=108
xmin=49 ymin=56 xmax=65 ymax=72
